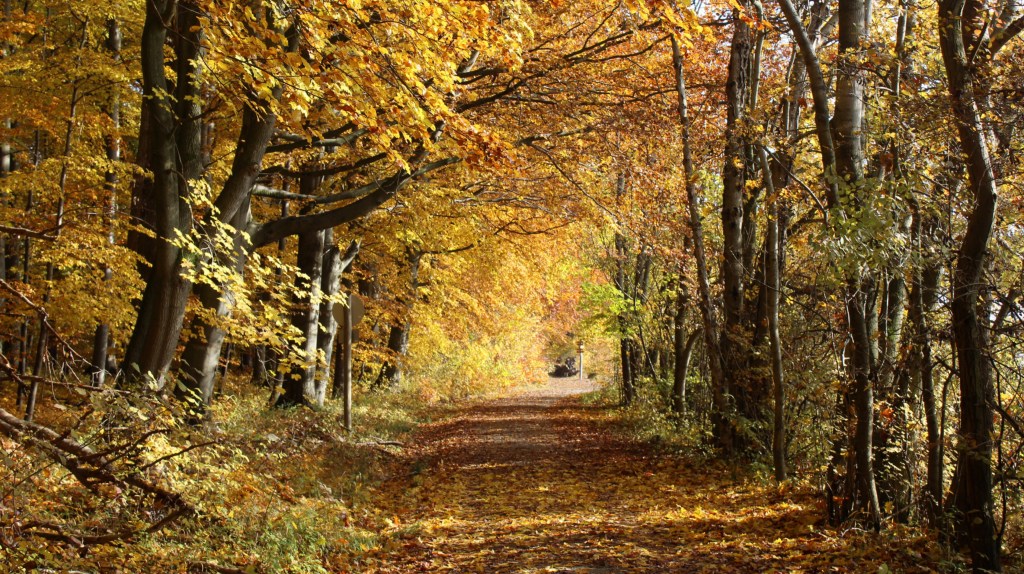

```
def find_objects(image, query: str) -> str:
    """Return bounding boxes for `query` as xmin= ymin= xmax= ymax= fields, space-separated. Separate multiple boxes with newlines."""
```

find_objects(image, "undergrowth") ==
xmin=0 ymin=377 xmax=431 ymax=573
xmin=580 ymin=379 xmax=710 ymax=459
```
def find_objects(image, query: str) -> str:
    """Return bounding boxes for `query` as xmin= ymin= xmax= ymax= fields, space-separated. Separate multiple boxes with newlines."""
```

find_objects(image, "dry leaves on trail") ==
xmin=354 ymin=379 xmax=945 ymax=574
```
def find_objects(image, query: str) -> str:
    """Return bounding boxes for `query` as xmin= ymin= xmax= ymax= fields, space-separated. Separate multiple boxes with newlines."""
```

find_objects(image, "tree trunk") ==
xmin=278 ymin=227 xmax=327 ymax=407
xmin=90 ymin=18 xmax=121 ymax=388
xmin=172 ymin=98 xmax=283 ymax=409
xmin=720 ymin=3 xmax=754 ymax=445
xmin=251 ymin=345 xmax=269 ymax=386
xmin=175 ymin=200 xmax=253 ymax=409
xmin=834 ymin=0 xmax=881 ymax=526
xmin=758 ymin=144 xmax=788 ymax=482
xmin=671 ymin=35 xmax=729 ymax=451
xmin=314 ymin=234 xmax=341 ymax=405
xmin=124 ymin=0 xmax=203 ymax=387
xmin=910 ymin=226 xmax=943 ymax=521
xmin=17 ymin=132 xmax=39 ymax=408
xmin=776 ymin=0 xmax=840 ymax=206
xmin=768 ymin=209 xmax=786 ymax=481
xmin=376 ymin=323 xmax=409 ymax=391
xmin=672 ymin=287 xmax=695 ymax=413
xmin=939 ymin=0 xmax=1004 ymax=567
xmin=332 ymin=292 xmax=354 ymax=430
xmin=673 ymin=326 xmax=700 ymax=414
xmin=846 ymin=278 xmax=881 ymax=524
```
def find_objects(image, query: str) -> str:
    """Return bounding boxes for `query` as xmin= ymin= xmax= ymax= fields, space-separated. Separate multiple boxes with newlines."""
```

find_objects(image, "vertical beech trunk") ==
xmin=124 ymin=0 xmax=202 ymax=386
xmin=612 ymin=173 xmax=635 ymax=406
xmin=758 ymin=144 xmax=787 ymax=482
xmin=90 ymin=18 xmax=121 ymax=387
xmin=835 ymin=0 xmax=881 ymax=526
xmin=939 ymin=0 xmax=1005 ymax=568
xmin=767 ymin=208 xmax=786 ymax=481
xmin=332 ymin=290 xmax=354 ymax=430
xmin=315 ymin=233 xmax=341 ymax=405
xmin=720 ymin=2 xmax=754 ymax=450
xmin=175 ymin=199 xmax=253 ymax=408
xmin=780 ymin=0 xmax=885 ymax=525
xmin=673 ymin=326 xmax=700 ymax=414
xmin=909 ymin=212 xmax=943 ymax=520
xmin=776 ymin=0 xmax=839 ymax=205
xmin=169 ymin=75 xmax=286 ymax=407
xmin=875 ymin=3 xmax=918 ymax=519
xmin=672 ymin=36 xmax=728 ymax=449
xmin=328 ymin=244 xmax=358 ymax=402
xmin=278 ymin=227 xmax=327 ymax=406
xmin=16 ymin=132 xmax=40 ymax=402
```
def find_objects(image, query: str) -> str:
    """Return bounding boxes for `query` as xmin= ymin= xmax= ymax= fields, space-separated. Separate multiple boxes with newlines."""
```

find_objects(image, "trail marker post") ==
xmin=577 ymin=340 xmax=584 ymax=382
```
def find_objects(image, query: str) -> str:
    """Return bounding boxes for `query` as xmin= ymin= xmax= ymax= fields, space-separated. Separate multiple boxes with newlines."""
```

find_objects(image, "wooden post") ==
xmin=577 ymin=340 xmax=584 ymax=382
xmin=342 ymin=292 xmax=353 ymax=431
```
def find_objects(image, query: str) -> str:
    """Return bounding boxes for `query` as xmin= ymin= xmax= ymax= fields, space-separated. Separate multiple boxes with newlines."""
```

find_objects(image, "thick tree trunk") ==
xmin=314 ymin=234 xmax=341 ymax=405
xmin=175 ymin=201 xmax=253 ymax=408
xmin=251 ymin=345 xmax=269 ymax=386
xmin=376 ymin=323 xmax=410 ymax=391
xmin=939 ymin=0 xmax=1004 ymax=568
xmin=278 ymin=227 xmax=327 ymax=407
xmin=172 ymin=98 xmax=282 ymax=408
xmin=176 ymin=275 xmax=234 ymax=406
xmin=124 ymin=0 xmax=202 ymax=387
xmin=721 ymin=6 xmax=751 ymax=335
xmin=720 ymin=4 xmax=754 ymax=444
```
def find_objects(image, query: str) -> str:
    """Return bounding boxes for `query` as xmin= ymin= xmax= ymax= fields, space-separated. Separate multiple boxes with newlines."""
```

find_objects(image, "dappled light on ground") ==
xmin=361 ymin=379 xmax=941 ymax=573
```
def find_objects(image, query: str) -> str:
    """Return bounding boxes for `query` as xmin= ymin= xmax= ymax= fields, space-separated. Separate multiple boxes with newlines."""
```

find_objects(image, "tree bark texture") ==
xmin=278 ymin=227 xmax=326 ymax=407
xmin=720 ymin=4 xmax=754 ymax=447
xmin=315 ymin=234 xmax=341 ymax=405
xmin=939 ymin=0 xmax=1004 ymax=567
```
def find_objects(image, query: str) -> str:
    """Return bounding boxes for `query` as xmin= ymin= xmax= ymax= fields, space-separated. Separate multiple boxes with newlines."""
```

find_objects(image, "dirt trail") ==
xmin=364 ymin=378 xmax=936 ymax=574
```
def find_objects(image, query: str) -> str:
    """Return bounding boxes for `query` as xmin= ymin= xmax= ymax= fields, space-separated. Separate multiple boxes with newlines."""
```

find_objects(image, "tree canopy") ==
xmin=2 ymin=0 xmax=1024 ymax=571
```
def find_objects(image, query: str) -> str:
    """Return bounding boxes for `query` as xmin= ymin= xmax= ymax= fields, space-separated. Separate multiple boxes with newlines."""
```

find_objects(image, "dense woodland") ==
xmin=1 ymin=0 xmax=1023 ymax=571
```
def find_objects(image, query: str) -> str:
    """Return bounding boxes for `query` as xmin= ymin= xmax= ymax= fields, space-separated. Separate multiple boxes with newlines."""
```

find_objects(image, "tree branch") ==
xmin=0 ymin=224 xmax=60 ymax=241
xmin=265 ymin=126 xmax=365 ymax=153
xmin=249 ymin=157 xmax=460 ymax=248
xmin=990 ymin=14 xmax=1024 ymax=55
xmin=264 ymin=152 xmax=387 ymax=178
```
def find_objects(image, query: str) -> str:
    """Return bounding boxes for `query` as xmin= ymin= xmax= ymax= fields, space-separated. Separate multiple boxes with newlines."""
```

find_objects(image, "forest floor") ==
xmin=355 ymin=378 xmax=959 ymax=574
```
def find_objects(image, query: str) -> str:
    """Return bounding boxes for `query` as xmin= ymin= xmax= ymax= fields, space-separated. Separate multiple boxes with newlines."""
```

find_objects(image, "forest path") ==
xmin=362 ymin=378 xmax=931 ymax=574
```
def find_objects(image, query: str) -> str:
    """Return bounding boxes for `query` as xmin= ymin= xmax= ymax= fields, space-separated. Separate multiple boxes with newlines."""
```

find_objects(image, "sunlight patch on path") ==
xmin=363 ymin=378 xmax=938 ymax=574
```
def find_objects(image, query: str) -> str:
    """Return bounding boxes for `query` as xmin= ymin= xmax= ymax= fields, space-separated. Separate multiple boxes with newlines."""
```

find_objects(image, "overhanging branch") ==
xmin=249 ymin=157 xmax=460 ymax=248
